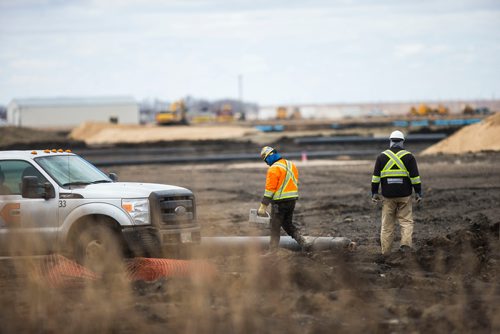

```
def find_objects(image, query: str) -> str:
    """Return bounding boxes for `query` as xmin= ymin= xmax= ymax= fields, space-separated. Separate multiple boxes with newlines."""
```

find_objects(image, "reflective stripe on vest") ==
xmin=380 ymin=150 xmax=410 ymax=178
xmin=271 ymin=160 xmax=298 ymax=200
xmin=372 ymin=175 xmax=381 ymax=183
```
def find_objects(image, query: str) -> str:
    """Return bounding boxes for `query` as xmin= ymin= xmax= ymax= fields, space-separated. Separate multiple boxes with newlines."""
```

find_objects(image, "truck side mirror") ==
xmin=22 ymin=176 xmax=55 ymax=199
xmin=43 ymin=182 xmax=55 ymax=199
xmin=109 ymin=173 xmax=118 ymax=182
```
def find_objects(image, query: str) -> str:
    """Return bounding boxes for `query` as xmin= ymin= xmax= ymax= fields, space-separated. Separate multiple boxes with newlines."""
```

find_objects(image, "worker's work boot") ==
xmin=399 ymin=245 xmax=412 ymax=254
xmin=295 ymin=235 xmax=312 ymax=252
xmin=261 ymin=247 xmax=278 ymax=257
xmin=375 ymin=253 xmax=387 ymax=263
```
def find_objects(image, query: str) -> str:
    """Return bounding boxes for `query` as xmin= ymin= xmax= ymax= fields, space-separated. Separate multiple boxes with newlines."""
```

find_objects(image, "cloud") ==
xmin=393 ymin=43 xmax=450 ymax=59
xmin=394 ymin=43 xmax=425 ymax=58
xmin=0 ymin=0 xmax=499 ymax=104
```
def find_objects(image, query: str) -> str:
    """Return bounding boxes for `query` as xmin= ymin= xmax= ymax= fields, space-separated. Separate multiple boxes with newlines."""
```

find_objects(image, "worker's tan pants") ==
xmin=381 ymin=195 xmax=413 ymax=254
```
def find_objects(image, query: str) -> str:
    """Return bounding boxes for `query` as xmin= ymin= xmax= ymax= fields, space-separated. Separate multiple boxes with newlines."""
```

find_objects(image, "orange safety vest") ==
xmin=263 ymin=158 xmax=299 ymax=201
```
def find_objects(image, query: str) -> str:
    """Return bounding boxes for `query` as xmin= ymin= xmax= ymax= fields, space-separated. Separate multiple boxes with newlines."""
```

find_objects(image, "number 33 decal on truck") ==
xmin=0 ymin=203 xmax=21 ymax=227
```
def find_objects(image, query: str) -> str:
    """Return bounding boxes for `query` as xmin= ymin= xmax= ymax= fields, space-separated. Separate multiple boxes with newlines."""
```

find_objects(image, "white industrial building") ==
xmin=7 ymin=96 xmax=139 ymax=128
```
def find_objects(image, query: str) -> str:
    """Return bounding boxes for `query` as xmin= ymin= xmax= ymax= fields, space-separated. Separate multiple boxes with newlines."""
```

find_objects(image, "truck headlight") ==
xmin=122 ymin=198 xmax=150 ymax=225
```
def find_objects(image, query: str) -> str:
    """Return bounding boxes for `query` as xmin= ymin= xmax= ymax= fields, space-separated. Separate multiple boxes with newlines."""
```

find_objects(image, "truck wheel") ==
xmin=74 ymin=224 xmax=124 ymax=273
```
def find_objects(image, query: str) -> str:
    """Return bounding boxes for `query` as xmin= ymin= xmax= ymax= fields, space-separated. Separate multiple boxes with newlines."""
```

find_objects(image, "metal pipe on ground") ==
xmin=199 ymin=236 xmax=356 ymax=254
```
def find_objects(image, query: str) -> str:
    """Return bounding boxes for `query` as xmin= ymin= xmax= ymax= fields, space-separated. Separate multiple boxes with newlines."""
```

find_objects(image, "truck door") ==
xmin=0 ymin=160 xmax=58 ymax=255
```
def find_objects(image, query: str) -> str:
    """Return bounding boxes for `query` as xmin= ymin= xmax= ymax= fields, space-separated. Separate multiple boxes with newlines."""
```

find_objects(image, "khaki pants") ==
xmin=380 ymin=195 xmax=413 ymax=254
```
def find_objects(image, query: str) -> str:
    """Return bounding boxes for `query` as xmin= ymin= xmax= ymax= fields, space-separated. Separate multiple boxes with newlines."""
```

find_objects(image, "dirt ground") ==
xmin=0 ymin=126 xmax=82 ymax=149
xmin=69 ymin=122 xmax=260 ymax=145
xmin=1 ymin=143 xmax=498 ymax=333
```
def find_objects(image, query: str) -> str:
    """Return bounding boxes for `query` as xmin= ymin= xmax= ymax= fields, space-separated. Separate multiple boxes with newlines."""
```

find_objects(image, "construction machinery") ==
xmin=216 ymin=104 xmax=234 ymax=123
xmin=409 ymin=104 xmax=449 ymax=117
xmin=462 ymin=105 xmax=491 ymax=116
xmin=276 ymin=106 xmax=288 ymax=120
xmin=276 ymin=106 xmax=302 ymax=120
xmin=290 ymin=107 xmax=302 ymax=120
xmin=156 ymin=100 xmax=188 ymax=125
xmin=436 ymin=105 xmax=450 ymax=116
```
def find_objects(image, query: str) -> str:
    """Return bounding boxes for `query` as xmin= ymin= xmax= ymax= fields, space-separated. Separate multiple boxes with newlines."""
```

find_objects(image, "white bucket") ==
xmin=249 ymin=209 xmax=270 ymax=225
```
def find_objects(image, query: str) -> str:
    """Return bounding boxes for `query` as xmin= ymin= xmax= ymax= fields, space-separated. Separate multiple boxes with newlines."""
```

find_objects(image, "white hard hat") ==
xmin=389 ymin=130 xmax=405 ymax=141
xmin=260 ymin=146 xmax=276 ymax=160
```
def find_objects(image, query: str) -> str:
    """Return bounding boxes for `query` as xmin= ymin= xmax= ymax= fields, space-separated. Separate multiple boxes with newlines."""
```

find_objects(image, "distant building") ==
xmin=7 ymin=96 xmax=139 ymax=128
xmin=0 ymin=105 xmax=6 ymax=120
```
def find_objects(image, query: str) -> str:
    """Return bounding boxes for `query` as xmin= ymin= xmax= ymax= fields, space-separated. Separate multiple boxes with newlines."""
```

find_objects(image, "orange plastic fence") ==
xmin=32 ymin=254 xmax=99 ymax=288
xmin=126 ymin=257 xmax=217 ymax=282
xmin=31 ymin=255 xmax=217 ymax=287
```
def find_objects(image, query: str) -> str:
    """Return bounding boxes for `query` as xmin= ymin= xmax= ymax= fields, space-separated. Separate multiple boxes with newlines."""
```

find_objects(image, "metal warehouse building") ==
xmin=7 ymin=96 xmax=139 ymax=128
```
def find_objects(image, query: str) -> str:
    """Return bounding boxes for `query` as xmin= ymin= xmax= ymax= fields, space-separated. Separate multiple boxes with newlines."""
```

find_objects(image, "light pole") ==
xmin=238 ymin=74 xmax=245 ymax=120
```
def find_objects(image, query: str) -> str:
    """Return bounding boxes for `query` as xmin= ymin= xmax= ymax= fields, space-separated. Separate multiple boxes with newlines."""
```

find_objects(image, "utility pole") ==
xmin=238 ymin=74 xmax=243 ymax=103
xmin=238 ymin=74 xmax=245 ymax=120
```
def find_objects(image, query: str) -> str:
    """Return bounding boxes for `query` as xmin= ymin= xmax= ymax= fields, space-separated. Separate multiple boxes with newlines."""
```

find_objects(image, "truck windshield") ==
xmin=35 ymin=155 xmax=111 ymax=188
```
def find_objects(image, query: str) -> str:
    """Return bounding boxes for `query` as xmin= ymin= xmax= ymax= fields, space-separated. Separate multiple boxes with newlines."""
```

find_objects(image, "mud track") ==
xmin=1 ymin=145 xmax=499 ymax=333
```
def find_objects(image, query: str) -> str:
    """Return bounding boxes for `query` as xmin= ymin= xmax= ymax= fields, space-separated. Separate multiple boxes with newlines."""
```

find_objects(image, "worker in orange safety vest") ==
xmin=258 ymin=146 xmax=306 ymax=250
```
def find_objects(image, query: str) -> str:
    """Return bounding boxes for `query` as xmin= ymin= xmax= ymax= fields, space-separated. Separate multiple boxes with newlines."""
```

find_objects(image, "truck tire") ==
xmin=74 ymin=224 xmax=124 ymax=273
xmin=136 ymin=231 xmax=162 ymax=258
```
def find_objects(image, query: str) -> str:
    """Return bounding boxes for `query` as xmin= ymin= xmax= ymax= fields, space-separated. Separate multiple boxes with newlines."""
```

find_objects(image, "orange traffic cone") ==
xmin=301 ymin=151 xmax=308 ymax=162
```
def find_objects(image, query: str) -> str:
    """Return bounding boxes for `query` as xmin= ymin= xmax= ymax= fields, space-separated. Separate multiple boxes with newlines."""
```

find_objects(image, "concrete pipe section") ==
xmin=200 ymin=236 xmax=356 ymax=253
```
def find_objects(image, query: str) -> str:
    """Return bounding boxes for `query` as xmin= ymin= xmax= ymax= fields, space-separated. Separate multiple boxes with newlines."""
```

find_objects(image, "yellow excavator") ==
xmin=216 ymin=104 xmax=234 ymax=122
xmin=156 ymin=100 xmax=188 ymax=125
xmin=276 ymin=106 xmax=288 ymax=120
xmin=409 ymin=104 xmax=449 ymax=117
xmin=276 ymin=106 xmax=302 ymax=120
xmin=436 ymin=105 xmax=450 ymax=116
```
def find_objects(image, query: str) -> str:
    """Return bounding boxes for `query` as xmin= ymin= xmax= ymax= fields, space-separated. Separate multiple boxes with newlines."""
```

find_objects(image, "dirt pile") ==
xmin=422 ymin=112 xmax=500 ymax=154
xmin=418 ymin=215 xmax=498 ymax=277
xmin=376 ymin=217 xmax=499 ymax=333
xmin=385 ymin=214 xmax=499 ymax=280
xmin=0 ymin=126 xmax=80 ymax=149
xmin=68 ymin=122 xmax=126 ymax=141
xmin=69 ymin=122 xmax=258 ymax=145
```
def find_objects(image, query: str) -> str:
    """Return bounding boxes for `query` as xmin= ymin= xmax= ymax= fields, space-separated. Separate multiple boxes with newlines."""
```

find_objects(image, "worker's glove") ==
xmin=415 ymin=193 xmax=422 ymax=205
xmin=371 ymin=193 xmax=381 ymax=203
xmin=257 ymin=203 xmax=268 ymax=217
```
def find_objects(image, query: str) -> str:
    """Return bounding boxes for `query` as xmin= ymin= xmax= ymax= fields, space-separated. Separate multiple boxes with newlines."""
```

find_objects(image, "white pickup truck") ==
xmin=0 ymin=149 xmax=200 ymax=264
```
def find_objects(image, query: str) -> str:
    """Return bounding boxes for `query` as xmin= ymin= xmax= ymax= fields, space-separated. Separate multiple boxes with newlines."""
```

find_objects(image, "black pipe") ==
xmin=90 ymin=149 xmax=380 ymax=167
xmin=77 ymin=146 xmax=196 ymax=156
xmin=294 ymin=133 xmax=447 ymax=144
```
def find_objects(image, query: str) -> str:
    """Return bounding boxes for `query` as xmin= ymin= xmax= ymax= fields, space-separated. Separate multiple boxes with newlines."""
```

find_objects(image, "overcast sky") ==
xmin=1 ymin=0 xmax=499 ymax=105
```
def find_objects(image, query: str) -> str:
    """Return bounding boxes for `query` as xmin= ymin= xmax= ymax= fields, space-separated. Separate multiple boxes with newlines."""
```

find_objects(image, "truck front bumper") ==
xmin=158 ymin=226 xmax=201 ymax=246
xmin=121 ymin=225 xmax=201 ymax=257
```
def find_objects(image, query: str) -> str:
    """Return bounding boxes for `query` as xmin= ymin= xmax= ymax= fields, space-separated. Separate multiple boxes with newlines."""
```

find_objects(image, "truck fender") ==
xmin=59 ymin=202 xmax=134 ymax=244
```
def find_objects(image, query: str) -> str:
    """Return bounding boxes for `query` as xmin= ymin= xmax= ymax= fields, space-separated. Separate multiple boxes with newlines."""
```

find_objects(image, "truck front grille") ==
xmin=150 ymin=192 xmax=196 ymax=228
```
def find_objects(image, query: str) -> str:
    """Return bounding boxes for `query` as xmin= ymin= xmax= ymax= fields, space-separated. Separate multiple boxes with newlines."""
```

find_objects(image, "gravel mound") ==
xmin=69 ymin=122 xmax=257 ymax=145
xmin=422 ymin=112 xmax=500 ymax=155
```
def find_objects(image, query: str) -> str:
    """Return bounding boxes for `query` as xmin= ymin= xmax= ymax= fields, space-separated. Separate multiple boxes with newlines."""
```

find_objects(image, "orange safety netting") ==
xmin=32 ymin=254 xmax=99 ymax=288
xmin=126 ymin=257 xmax=217 ymax=282
xmin=30 ymin=255 xmax=217 ymax=288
